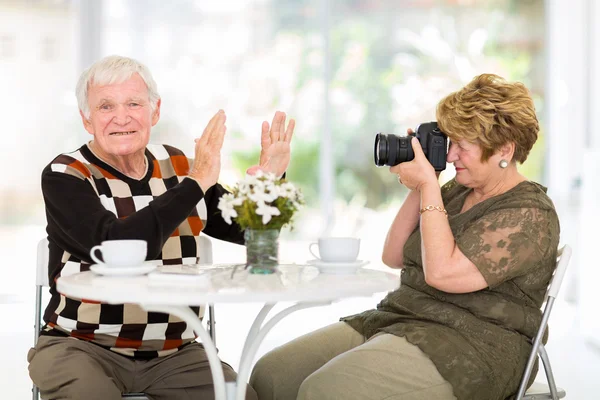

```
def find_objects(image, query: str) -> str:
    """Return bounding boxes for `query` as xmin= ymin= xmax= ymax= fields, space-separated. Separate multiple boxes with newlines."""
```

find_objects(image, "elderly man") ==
xmin=27 ymin=55 xmax=295 ymax=400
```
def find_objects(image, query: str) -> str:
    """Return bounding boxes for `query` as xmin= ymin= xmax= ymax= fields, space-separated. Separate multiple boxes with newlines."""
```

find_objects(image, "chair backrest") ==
xmin=198 ymin=234 xmax=213 ymax=264
xmin=545 ymin=245 xmax=571 ymax=301
xmin=36 ymin=238 xmax=50 ymax=287
xmin=515 ymin=244 xmax=572 ymax=399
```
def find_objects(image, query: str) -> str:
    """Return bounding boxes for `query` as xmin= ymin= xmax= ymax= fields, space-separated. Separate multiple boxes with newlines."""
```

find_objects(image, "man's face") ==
xmin=81 ymin=73 xmax=160 ymax=158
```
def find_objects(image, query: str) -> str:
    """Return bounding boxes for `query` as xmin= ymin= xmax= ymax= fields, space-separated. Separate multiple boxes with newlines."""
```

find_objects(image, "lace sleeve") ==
xmin=456 ymin=207 xmax=557 ymax=287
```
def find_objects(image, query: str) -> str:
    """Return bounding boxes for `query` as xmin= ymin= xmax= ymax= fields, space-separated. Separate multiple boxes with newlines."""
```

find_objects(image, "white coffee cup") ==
xmin=90 ymin=239 xmax=147 ymax=267
xmin=309 ymin=237 xmax=360 ymax=263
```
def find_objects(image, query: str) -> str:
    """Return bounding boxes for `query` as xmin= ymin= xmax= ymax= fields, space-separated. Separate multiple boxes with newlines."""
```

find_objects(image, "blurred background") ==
xmin=1 ymin=0 xmax=599 ymax=398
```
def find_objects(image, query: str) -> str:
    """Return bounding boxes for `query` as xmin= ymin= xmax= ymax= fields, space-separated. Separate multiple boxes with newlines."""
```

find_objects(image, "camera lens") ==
xmin=373 ymin=133 xmax=413 ymax=167
xmin=374 ymin=133 xmax=387 ymax=166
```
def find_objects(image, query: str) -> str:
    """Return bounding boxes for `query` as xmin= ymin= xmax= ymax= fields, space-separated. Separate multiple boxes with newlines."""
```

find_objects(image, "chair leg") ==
xmin=538 ymin=344 xmax=559 ymax=400
xmin=33 ymin=285 xmax=43 ymax=400
xmin=34 ymin=286 xmax=42 ymax=344
xmin=208 ymin=304 xmax=216 ymax=346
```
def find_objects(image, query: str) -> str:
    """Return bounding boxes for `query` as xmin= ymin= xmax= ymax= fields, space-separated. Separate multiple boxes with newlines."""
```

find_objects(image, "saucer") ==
xmin=307 ymin=259 xmax=369 ymax=274
xmin=90 ymin=263 xmax=157 ymax=276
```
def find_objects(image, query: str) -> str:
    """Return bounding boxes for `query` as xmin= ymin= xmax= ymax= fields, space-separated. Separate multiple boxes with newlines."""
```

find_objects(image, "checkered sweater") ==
xmin=40 ymin=143 xmax=244 ymax=358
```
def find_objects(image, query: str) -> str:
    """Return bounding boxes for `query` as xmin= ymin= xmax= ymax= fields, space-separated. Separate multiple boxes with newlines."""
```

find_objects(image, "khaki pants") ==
xmin=250 ymin=322 xmax=456 ymax=400
xmin=28 ymin=336 xmax=258 ymax=400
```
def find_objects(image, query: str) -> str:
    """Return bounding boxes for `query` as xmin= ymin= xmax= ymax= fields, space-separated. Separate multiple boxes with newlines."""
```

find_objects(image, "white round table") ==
xmin=58 ymin=263 xmax=399 ymax=400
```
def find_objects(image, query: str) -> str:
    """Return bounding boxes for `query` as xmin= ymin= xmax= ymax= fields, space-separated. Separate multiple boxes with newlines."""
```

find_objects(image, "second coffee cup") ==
xmin=309 ymin=237 xmax=360 ymax=263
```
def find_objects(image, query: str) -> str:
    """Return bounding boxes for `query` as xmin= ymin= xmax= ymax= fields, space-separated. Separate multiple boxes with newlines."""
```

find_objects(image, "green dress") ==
xmin=342 ymin=179 xmax=560 ymax=400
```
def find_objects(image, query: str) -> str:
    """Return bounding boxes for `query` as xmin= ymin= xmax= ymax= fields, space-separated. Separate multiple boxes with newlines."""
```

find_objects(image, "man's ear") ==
xmin=152 ymin=98 xmax=161 ymax=126
xmin=80 ymin=110 xmax=94 ymax=135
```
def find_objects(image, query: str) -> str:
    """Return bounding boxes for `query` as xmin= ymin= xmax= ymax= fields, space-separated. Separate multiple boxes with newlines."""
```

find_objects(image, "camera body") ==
xmin=374 ymin=121 xmax=448 ymax=171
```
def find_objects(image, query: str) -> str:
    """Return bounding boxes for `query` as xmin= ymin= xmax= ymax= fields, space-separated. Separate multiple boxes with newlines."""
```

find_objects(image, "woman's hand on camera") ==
xmin=392 ymin=137 xmax=438 ymax=192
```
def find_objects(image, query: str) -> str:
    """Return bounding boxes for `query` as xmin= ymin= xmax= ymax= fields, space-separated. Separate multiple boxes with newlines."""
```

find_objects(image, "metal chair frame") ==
xmin=516 ymin=245 xmax=572 ymax=400
xmin=33 ymin=237 xmax=216 ymax=400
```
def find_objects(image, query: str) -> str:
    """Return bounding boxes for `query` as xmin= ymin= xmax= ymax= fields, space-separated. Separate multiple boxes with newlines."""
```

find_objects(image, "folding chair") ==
xmin=515 ymin=244 xmax=572 ymax=400
xmin=33 ymin=236 xmax=217 ymax=400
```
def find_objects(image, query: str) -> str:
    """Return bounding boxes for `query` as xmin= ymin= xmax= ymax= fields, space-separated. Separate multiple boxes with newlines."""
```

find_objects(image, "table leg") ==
xmin=141 ymin=304 xmax=227 ymax=400
xmin=235 ymin=301 xmax=331 ymax=400
xmin=240 ymin=304 xmax=274 ymax=362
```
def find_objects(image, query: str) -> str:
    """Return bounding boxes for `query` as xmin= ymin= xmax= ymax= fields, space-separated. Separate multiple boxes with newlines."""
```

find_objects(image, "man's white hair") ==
xmin=76 ymin=55 xmax=160 ymax=119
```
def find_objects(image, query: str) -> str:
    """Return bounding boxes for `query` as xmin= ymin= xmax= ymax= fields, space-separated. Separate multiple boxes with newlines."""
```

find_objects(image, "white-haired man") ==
xmin=27 ymin=55 xmax=295 ymax=400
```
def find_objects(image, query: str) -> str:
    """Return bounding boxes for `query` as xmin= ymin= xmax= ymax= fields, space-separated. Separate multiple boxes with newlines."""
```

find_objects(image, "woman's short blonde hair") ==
xmin=436 ymin=74 xmax=539 ymax=163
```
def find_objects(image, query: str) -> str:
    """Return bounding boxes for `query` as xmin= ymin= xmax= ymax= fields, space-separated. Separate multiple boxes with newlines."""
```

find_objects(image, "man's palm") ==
xmin=260 ymin=141 xmax=291 ymax=176
xmin=255 ymin=111 xmax=295 ymax=177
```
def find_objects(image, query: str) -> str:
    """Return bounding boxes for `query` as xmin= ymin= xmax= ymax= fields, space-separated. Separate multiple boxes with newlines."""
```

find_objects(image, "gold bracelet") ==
xmin=419 ymin=205 xmax=448 ymax=216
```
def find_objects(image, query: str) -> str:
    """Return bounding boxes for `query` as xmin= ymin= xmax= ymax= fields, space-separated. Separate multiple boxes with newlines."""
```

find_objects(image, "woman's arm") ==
xmin=396 ymin=137 xmax=487 ymax=293
xmin=381 ymin=190 xmax=421 ymax=268
xmin=419 ymin=183 xmax=487 ymax=293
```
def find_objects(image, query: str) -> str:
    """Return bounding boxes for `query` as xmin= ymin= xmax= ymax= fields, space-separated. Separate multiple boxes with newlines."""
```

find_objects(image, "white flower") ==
xmin=217 ymin=197 xmax=238 ymax=225
xmin=255 ymin=202 xmax=281 ymax=225
xmin=220 ymin=192 xmax=244 ymax=206
xmin=244 ymin=174 xmax=260 ymax=186
xmin=264 ymin=172 xmax=278 ymax=182
xmin=249 ymin=190 xmax=277 ymax=203
xmin=237 ymin=181 xmax=250 ymax=195
xmin=277 ymin=182 xmax=297 ymax=198
xmin=266 ymin=180 xmax=279 ymax=192
xmin=221 ymin=193 xmax=233 ymax=201
xmin=219 ymin=172 xmax=302 ymax=228
xmin=250 ymin=180 xmax=266 ymax=194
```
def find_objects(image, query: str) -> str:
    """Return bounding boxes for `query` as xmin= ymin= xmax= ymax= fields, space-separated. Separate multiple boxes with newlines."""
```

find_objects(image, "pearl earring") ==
xmin=499 ymin=159 xmax=508 ymax=169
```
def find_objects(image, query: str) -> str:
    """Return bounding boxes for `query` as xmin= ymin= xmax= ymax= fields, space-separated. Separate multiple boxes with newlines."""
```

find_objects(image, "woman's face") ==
xmin=446 ymin=139 xmax=497 ymax=188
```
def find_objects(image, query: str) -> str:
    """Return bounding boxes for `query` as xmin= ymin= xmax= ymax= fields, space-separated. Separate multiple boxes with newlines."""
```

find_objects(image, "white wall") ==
xmin=546 ymin=0 xmax=600 ymax=346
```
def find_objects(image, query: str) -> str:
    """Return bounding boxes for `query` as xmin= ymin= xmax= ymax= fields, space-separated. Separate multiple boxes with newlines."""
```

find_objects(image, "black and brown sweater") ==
xmin=41 ymin=143 xmax=244 ymax=358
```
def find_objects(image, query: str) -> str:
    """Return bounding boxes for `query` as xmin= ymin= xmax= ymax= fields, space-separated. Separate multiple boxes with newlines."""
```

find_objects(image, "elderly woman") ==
xmin=250 ymin=74 xmax=560 ymax=400
xmin=28 ymin=55 xmax=295 ymax=400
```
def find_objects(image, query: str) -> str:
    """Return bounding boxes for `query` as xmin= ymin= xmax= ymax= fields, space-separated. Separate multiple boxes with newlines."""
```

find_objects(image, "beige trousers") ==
xmin=250 ymin=322 xmax=456 ymax=400
xmin=28 ymin=335 xmax=258 ymax=400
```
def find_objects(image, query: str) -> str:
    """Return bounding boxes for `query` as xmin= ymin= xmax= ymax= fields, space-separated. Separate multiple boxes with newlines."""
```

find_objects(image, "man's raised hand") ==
xmin=189 ymin=110 xmax=227 ymax=192
xmin=249 ymin=111 xmax=295 ymax=177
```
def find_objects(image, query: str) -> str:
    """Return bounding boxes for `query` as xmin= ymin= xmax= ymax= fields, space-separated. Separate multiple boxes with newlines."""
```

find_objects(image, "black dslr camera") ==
xmin=373 ymin=122 xmax=448 ymax=171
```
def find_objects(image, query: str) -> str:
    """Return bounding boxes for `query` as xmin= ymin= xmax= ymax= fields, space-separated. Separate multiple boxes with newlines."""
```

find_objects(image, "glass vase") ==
xmin=245 ymin=229 xmax=279 ymax=274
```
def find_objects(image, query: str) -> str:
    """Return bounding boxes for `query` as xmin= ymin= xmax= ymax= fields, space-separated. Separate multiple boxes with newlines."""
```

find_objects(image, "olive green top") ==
xmin=342 ymin=179 xmax=560 ymax=400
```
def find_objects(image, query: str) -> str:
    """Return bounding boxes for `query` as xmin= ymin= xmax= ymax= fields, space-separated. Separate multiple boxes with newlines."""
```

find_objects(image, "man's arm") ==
xmin=42 ymin=168 xmax=205 ymax=262
xmin=201 ymin=182 xmax=245 ymax=245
